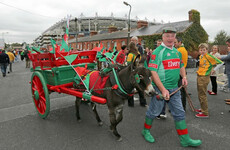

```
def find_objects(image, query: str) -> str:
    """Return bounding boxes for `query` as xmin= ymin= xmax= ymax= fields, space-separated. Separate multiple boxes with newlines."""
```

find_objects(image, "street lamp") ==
xmin=75 ymin=17 xmax=78 ymax=50
xmin=123 ymin=1 xmax=131 ymax=46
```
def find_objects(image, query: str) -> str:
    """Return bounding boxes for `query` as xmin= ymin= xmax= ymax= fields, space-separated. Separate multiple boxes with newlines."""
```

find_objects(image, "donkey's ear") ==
xmin=133 ymin=54 xmax=141 ymax=67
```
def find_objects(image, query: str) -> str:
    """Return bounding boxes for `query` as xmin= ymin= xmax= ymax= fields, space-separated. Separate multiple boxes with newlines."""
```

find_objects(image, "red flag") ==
xmin=92 ymin=47 xmax=102 ymax=52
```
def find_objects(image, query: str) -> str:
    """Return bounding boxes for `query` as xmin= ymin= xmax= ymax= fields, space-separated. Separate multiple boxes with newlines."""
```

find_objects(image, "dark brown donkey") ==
xmin=75 ymin=56 xmax=155 ymax=141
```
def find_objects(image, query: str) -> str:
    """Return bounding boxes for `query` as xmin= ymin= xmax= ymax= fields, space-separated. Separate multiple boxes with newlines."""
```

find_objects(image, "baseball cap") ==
xmin=162 ymin=26 xmax=176 ymax=33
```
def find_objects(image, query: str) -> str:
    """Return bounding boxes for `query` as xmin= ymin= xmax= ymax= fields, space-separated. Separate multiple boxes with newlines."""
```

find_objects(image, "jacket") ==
xmin=0 ymin=53 xmax=10 ymax=64
xmin=221 ymin=52 xmax=230 ymax=75
xmin=6 ymin=52 xmax=15 ymax=62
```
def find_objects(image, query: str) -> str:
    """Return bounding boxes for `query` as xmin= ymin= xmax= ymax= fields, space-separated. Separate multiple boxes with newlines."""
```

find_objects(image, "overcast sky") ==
xmin=0 ymin=0 xmax=230 ymax=44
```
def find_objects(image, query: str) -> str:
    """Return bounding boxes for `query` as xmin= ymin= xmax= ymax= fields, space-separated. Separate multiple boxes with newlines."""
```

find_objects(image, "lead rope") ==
xmin=156 ymin=85 xmax=196 ymax=112
xmin=184 ymin=87 xmax=196 ymax=112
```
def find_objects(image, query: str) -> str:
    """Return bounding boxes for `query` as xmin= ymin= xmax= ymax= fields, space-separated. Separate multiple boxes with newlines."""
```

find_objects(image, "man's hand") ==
xmin=211 ymin=70 xmax=215 ymax=75
xmin=161 ymin=88 xmax=170 ymax=100
xmin=182 ymin=77 xmax=188 ymax=87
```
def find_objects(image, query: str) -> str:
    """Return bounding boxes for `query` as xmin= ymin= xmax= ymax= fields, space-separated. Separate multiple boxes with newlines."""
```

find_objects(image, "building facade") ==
xmin=35 ymin=15 xmax=156 ymax=48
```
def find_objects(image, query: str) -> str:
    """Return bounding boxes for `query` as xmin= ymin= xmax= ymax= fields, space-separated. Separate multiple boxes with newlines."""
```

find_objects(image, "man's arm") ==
xmin=151 ymin=71 xmax=170 ymax=100
xmin=221 ymin=54 xmax=230 ymax=61
xmin=180 ymin=66 xmax=188 ymax=87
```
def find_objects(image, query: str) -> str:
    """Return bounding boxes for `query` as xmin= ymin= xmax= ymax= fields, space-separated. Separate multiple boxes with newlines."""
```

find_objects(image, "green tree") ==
xmin=213 ymin=30 xmax=230 ymax=45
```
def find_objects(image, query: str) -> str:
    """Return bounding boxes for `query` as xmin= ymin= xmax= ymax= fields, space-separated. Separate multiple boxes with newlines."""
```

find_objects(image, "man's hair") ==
xmin=212 ymin=45 xmax=219 ymax=51
xmin=131 ymin=36 xmax=138 ymax=41
xmin=121 ymin=45 xmax=127 ymax=50
xmin=176 ymin=37 xmax=182 ymax=43
xmin=198 ymin=43 xmax=208 ymax=50
xmin=226 ymin=38 xmax=230 ymax=43
xmin=157 ymin=39 xmax=162 ymax=42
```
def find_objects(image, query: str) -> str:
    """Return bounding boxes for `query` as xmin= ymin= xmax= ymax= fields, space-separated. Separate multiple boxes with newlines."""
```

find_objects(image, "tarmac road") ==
xmin=0 ymin=61 xmax=230 ymax=150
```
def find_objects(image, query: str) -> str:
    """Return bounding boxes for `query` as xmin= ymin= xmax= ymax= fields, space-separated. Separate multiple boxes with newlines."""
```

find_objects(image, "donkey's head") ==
xmin=129 ymin=55 xmax=155 ymax=96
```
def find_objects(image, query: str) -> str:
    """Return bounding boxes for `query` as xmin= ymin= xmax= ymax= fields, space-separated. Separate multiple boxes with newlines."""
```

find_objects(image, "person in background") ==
xmin=175 ymin=37 xmax=188 ymax=111
xmin=156 ymin=39 xmax=162 ymax=49
xmin=130 ymin=36 xmax=145 ymax=106
xmin=149 ymin=48 xmax=153 ymax=54
xmin=222 ymin=39 xmax=230 ymax=104
xmin=224 ymin=45 xmax=230 ymax=105
xmin=14 ymin=50 xmax=19 ymax=62
xmin=208 ymin=45 xmax=222 ymax=95
xmin=131 ymin=36 xmax=144 ymax=55
xmin=144 ymin=47 xmax=151 ymax=65
xmin=0 ymin=50 xmax=10 ymax=77
xmin=142 ymin=27 xmax=201 ymax=147
xmin=195 ymin=43 xmax=222 ymax=118
xmin=113 ymin=45 xmax=128 ymax=65
xmin=24 ymin=50 xmax=31 ymax=68
xmin=20 ymin=50 xmax=24 ymax=61
xmin=126 ymin=41 xmax=147 ymax=107
xmin=6 ymin=50 xmax=15 ymax=73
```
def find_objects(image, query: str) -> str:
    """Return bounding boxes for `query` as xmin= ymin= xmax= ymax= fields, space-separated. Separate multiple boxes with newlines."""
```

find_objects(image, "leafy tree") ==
xmin=213 ymin=30 xmax=230 ymax=45
xmin=11 ymin=43 xmax=22 ymax=47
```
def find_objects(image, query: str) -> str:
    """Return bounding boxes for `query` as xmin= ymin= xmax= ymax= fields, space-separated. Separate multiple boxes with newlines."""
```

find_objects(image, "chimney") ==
xmin=77 ymin=33 xmax=84 ymax=38
xmin=188 ymin=9 xmax=200 ymax=23
xmin=137 ymin=20 xmax=148 ymax=29
xmin=90 ymin=31 xmax=98 ymax=36
xmin=108 ymin=26 xmax=118 ymax=33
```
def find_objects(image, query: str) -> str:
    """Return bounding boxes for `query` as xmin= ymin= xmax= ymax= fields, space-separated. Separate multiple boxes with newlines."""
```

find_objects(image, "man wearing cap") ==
xmin=141 ymin=27 xmax=202 ymax=147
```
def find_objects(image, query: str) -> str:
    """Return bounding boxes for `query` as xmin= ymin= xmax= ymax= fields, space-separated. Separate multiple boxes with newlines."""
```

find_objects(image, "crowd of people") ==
xmin=0 ymin=49 xmax=30 ymax=77
xmin=107 ymin=27 xmax=229 ymax=147
xmin=0 ymin=27 xmax=229 ymax=147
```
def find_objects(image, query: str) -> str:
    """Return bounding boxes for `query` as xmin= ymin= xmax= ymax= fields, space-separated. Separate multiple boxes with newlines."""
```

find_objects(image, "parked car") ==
xmin=187 ymin=55 xmax=196 ymax=68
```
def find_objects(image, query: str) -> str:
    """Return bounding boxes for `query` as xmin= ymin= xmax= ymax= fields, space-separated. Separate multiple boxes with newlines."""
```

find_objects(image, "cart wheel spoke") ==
xmin=32 ymin=87 xmax=37 ymax=91
xmin=39 ymin=101 xmax=45 ymax=113
xmin=32 ymin=80 xmax=37 ymax=88
xmin=39 ymin=90 xmax=44 ymax=96
xmin=40 ymin=95 xmax=46 ymax=102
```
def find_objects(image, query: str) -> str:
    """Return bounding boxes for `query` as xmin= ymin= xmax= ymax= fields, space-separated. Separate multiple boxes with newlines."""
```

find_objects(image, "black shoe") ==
xmin=140 ymin=103 xmax=147 ymax=107
xmin=8 ymin=71 xmax=10 ymax=74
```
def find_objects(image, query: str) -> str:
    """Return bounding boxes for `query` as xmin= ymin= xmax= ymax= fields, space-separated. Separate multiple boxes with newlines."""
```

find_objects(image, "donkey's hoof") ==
xmin=98 ymin=121 xmax=103 ymax=126
xmin=117 ymin=137 xmax=122 ymax=142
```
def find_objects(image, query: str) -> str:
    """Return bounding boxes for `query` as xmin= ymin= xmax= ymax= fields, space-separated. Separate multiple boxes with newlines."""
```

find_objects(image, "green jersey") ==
xmin=148 ymin=44 xmax=184 ymax=89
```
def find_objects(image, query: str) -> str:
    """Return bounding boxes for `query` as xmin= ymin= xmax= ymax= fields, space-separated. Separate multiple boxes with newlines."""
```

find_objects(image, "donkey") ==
xmin=75 ymin=55 xmax=155 ymax=141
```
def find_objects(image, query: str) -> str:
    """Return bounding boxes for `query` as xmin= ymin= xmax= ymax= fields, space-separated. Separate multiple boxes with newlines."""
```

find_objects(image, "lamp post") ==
xmin=123 ymin=1 xmax=131 ymax=46
xmin=75 ymin=17 xmax=78 ymax=50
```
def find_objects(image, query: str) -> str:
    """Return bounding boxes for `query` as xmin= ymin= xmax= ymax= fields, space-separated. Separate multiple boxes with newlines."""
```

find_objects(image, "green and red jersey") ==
xmin=148 ymin=43 xmax=184 ymax=89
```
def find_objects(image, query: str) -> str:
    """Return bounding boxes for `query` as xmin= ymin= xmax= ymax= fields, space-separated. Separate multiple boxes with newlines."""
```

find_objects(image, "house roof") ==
xmin=69 ymin=29 xmax=130 ymax=43
xmin=70 ymin=20 xmax=193 ymax=43
xmin=131 ymin=20 xmax=193 ymax=37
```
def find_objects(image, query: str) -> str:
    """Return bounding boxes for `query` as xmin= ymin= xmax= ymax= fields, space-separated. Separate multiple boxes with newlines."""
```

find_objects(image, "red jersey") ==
xmin=114 ymin=50 xmax=126 ymax=65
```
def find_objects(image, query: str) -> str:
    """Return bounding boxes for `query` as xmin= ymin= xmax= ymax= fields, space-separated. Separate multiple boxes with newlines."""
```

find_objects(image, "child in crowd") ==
xmin=196 ymin=43 xmax=222 ymax=118
xmin=113 ymin=45 xmax=128 ymax=65
xmin=208 ymin=45 xmax=222 ymax=95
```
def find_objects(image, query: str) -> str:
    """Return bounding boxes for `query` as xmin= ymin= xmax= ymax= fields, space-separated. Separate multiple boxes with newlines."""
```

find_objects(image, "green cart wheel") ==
xmin=31 ymin=71 xmax=50 ymax=119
